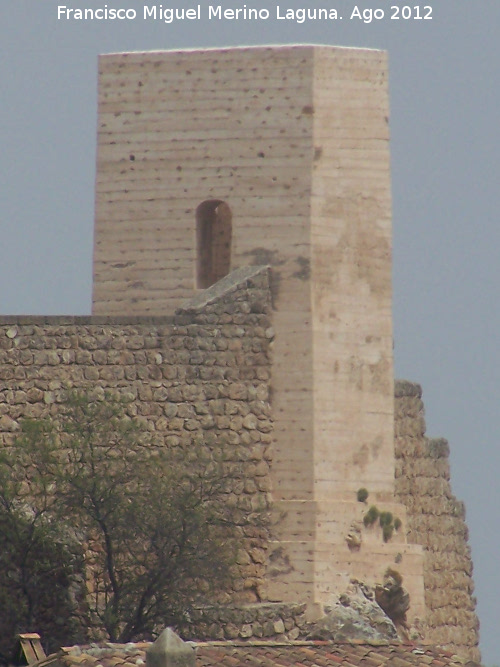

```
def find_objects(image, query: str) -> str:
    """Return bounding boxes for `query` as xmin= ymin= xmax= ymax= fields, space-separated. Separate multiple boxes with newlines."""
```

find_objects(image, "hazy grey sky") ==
xmin=1 ymin=1 xmax=498 ymax=662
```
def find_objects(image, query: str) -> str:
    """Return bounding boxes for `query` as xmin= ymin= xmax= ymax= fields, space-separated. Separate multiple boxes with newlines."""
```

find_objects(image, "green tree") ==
xmin=0 ymin=391 xmax=252 ymax=645
xmin=0 ymin=419 xmax=87 ymax=662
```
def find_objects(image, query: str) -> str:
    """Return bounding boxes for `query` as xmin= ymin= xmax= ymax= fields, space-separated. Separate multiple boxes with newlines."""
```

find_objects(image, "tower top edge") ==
xmin=100 ymin=44 xmax=386 ymax=59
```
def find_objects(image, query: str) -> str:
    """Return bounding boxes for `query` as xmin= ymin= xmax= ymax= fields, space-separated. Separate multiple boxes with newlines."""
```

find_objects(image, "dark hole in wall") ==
xmin=196 ymin=200 xmax=232 ymax=289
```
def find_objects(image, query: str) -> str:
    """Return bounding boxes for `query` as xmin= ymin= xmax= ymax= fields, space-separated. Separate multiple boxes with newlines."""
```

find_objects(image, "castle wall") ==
xmin=394 ymin=380 xmax=480 ymax=662
xmin=0 ymin=267 xmax=275 ymax=605
xmin=0 ymin=275 xmax=479 ymax=657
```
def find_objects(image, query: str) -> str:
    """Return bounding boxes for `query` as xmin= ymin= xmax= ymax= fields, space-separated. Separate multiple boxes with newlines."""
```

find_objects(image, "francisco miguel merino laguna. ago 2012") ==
xmin=57 ymin=4 xmax=433 ymax=23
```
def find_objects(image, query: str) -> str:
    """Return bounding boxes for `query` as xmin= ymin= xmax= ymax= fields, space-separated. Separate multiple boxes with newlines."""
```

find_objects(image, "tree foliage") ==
xmin=0 ymin=391 xmax=248 ymax=647
xmin=0 ymin=418 xmax=86 ymax=662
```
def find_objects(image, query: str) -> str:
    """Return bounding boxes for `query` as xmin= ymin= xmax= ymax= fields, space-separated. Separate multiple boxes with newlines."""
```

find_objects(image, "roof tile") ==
xmin=34 ymin=640 xmax=479 ymax=667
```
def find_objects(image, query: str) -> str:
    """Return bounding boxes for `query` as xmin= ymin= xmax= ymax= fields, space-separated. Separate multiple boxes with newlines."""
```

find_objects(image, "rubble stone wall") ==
xmin=186 ymin=603 xmax=308 ymax=642
xmin=0 ymin=266 xmax=274 ymax=606
xmin=394 ymin=380 xmax=480 ymax=662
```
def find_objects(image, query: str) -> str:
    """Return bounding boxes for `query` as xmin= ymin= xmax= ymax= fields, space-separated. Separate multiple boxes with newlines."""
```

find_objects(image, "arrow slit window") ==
xmin=196 ymin=200 xmax=232 ymax=288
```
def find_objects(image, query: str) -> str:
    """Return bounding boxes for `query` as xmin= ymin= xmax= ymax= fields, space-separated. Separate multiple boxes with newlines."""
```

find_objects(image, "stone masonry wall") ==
xmin=0 ymin=266 xmax=274 ymax=609
xmin=0 ymin=272 xmax=480 ymax=659
xmin=394 ymin=380 xmax=480 ymax=662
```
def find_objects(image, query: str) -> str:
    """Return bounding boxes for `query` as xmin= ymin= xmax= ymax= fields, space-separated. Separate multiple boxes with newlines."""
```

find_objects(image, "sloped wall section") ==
xmin=394 ymin=380 xmax=480 ymax=662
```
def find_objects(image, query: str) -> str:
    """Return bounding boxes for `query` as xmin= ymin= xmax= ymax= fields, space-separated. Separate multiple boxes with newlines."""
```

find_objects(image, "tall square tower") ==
xmin=92 ymin=46 xmax=424 ymax=617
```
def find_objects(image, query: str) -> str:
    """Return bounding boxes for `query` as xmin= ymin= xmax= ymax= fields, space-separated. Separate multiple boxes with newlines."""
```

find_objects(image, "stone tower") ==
xmin=92 ymin=46 xmax=425 ymax=620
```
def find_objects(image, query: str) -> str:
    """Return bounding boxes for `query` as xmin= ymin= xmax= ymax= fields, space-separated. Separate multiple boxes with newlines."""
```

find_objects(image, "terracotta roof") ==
xmin=34 ymin=640 xmax=480 ymax=667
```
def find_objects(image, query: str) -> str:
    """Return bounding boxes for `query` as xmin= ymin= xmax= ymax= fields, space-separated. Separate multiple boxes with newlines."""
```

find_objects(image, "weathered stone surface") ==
xmin=304 ymin=602 xmax=397 ymax=642
xmin=0 ymin=270 xmax=274 ymax=614
xmin=0 ymin=414 xmax=19 ymax=431
xmin=0 ymin=283 xmax=480 ymax=662
xmin=394 ymin=379 xmax=480 ymax=662
xmin=187 ymin=589 xmax=399 ymax=645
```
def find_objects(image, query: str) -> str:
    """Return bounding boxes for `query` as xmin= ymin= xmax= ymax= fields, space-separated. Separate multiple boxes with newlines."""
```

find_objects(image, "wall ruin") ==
xmin=394 ymin=380 xmax=480 ymax=661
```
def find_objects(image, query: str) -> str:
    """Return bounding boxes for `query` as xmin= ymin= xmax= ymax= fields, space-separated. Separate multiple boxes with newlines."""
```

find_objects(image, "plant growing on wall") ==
xmin=363 ymin=506 xmax=402 ymax=542
xmin=356 ymin=487 xmax=369 ymax=503
xmin=363 ymin=505 xmax=380 ymax=527
xmin=0 ymin=391 xmax=253 ymax=645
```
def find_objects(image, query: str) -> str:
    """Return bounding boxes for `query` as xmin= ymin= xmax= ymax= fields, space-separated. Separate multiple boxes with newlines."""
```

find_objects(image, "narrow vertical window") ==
xmin=196 ymin=200 xmax=232 ymax=288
